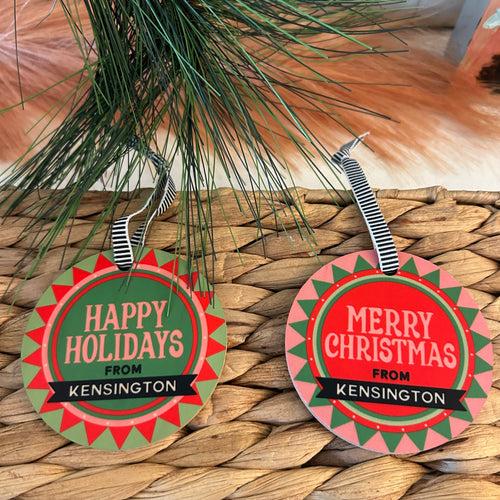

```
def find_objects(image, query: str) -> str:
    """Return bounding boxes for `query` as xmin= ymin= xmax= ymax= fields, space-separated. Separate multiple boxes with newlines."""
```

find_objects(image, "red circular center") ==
xmin=315 ymin=277 xmax=463 ymax=418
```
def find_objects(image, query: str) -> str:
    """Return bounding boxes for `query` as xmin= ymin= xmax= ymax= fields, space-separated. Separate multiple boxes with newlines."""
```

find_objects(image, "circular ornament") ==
xmin=286 ymin=250 xmax=493 ymax=454
xmin=21 ymin=249 xmax=226 ymax=450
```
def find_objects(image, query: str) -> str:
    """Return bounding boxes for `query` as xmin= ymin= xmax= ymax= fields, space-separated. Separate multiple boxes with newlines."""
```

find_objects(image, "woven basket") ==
xmin=0 ymin=186 xmax=499 ymax=500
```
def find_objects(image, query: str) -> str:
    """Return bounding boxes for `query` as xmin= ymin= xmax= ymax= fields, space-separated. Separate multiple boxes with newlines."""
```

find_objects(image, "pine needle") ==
xmin=2 ymin=0 xmax=408 ymax=278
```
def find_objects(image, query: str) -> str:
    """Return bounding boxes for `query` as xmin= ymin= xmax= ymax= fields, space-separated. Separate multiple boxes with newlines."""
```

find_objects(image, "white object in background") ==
xmin=393 ymin=0 xmax=465 ymax=26
xmin=446 ymin=0 xmax=493 ymax=64
xmin=483 ymin=8 xmax=500 ymax=28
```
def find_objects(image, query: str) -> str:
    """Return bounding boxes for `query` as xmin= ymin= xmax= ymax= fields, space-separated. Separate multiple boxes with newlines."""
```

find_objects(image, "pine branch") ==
xmin=2 ymin=0 xmax=409 ymax=277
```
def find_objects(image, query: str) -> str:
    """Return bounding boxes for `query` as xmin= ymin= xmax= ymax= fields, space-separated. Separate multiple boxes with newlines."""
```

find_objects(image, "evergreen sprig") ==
xmin=2 ymin=0 xmax=406 ymax=276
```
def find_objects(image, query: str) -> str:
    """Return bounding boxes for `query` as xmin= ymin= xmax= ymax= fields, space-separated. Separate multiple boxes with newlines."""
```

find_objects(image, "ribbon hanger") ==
xmin=332 ymin=133 xmax=399 ymax=275
xmin=111 ymin=137 xmax=176 ymax=270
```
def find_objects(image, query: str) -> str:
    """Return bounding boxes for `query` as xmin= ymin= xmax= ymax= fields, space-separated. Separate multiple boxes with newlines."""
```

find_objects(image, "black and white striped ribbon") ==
xmin=332 ymin=133 xmax=399 ymax=275
xmin=111 ymin=137 xmax=176 ymax=271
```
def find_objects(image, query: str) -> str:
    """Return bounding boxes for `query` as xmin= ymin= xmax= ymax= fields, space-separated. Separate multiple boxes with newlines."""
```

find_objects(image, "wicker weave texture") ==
xmin=0 ymin=187 xmax=499 ymax=499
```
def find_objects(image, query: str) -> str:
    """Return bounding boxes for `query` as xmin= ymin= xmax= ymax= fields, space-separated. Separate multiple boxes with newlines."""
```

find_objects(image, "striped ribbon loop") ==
xmin=111 ymin=137 xmax=176 ymax=271
xmin=332 ymin=133 xmax=399 ymax=275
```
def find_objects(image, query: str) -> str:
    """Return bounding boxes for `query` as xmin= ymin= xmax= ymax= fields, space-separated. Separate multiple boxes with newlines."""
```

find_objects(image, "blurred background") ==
xmin=1 ymin=0 xmax=498 ymax=191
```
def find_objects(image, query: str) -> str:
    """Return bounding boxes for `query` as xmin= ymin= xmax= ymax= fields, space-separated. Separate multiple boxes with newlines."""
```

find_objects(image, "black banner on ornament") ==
xmin=316 ymin=377 xmax=466 ymax=411
xmin=48 ymin=375 xmax=197 ymax=402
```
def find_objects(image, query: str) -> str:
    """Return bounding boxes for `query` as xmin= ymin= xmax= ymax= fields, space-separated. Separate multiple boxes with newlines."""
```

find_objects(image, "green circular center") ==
xmin=49 ymin=271 xmax=201 ymax=418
